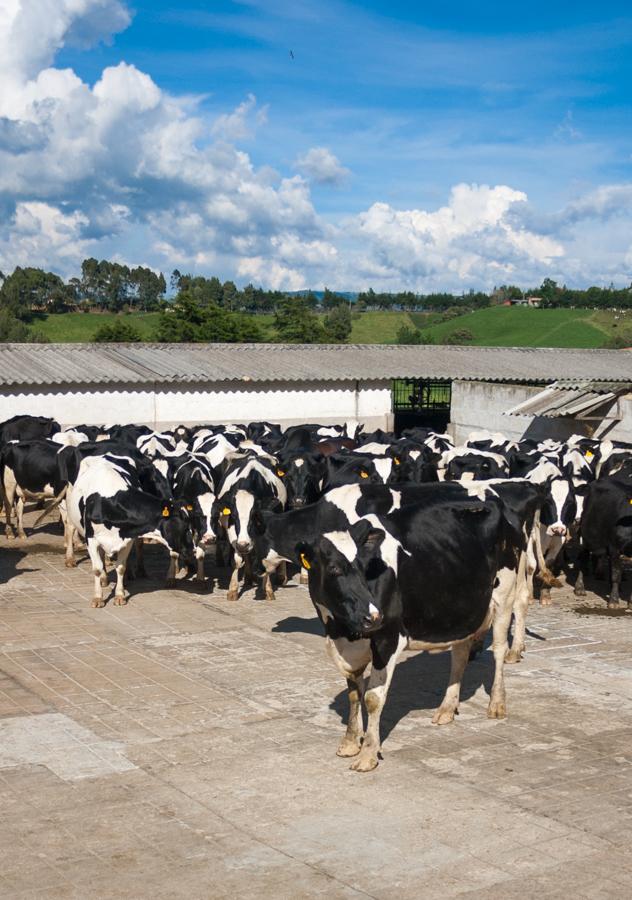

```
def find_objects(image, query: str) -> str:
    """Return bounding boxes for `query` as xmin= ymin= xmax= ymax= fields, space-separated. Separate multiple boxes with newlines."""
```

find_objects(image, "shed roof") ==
xmin=505 ymin=381 xmax=632 ymax=419
xmin=0 ymin=342 xmax=630 ymax=389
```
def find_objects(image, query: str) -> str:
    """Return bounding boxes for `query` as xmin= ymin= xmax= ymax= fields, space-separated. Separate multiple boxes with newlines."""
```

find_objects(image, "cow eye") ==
xmin=328 ymin=565 xmax=343 ymax=577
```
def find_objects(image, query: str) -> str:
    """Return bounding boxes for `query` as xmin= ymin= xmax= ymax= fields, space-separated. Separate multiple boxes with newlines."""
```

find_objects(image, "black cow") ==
xmin=0 ymin=440 xmax=66 ymax=539
xmin=297 ymin=493 xmax=524 ymax=771
xmin=0 ymin=415 xmax=60 ymax=446
xmin=444 ymin=450 xmax=508 ymax=482
xmin=575 ymin=475 xmax=632 ymax=608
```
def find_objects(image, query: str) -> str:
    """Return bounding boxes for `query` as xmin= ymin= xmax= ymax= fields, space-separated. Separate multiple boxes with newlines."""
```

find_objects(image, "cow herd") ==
xmin=1 ymin=412 xmax=631 ymax=771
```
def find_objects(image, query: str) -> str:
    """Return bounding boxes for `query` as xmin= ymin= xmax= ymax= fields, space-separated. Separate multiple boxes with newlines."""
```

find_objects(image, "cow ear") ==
xmin=574 ymin=482 xmax=590 ymax=496
xmin=350 ymin=519 xmax=385 ymax=548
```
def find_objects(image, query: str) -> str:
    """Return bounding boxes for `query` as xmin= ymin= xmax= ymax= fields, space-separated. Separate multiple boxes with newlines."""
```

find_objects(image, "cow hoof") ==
xmin=226 ymin=590 xmax=238 ymax=602
xmin=574 ymin=587 xmax=586 ymax=597
xmin=540 ymin=596 xmax=552 ymax=607
xmin=432 ymin=707 xmax=456 ymax=725
xmin=5 ymin=532 xmax=15 ymax=541
xmin=487 ymin=700 xmax=507 ymax=719
xmin=65 ymin=559 xmax=77 ymax=569
xmin=265 ymin=591 xmax=276 ymax=602
xmin=336 ymin=737 xmax=362 ymax=757
xmin=350 ymin=752 xmax=379 ymax=772
xmin=505 ymin=648 xmax=523 ymax=665
xmin=300 ymin=573 xmax=309 ymax=585
xmin=114 ymin=595 xmax=127 ymax=606
xmin=91 ymin=598 xmax=106 ymax=608
xmin=166 ymin=578 xmax=176 ymax=589
xmin=607 ymin=600 xmax=620 ymax=610
xmin=17 ymin=532 xmax=27 ymax=541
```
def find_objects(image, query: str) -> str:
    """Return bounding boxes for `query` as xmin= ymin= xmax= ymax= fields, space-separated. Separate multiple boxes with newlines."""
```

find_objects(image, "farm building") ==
xmin=0 ymin=342 xmax=631 ymax=441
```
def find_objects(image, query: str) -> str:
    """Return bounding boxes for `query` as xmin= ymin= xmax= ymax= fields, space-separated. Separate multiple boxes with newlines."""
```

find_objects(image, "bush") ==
xmin=396 ymin=325 xmax=435 ymax=345
xmin=443 ymin=328 xmax=474 ymax=345
xmin=93 ymin=319 xmax=142 ymax=343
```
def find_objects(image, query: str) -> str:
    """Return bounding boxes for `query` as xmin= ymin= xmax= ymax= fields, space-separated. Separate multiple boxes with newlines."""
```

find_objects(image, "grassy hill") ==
xmin=29 ymin=306 xmax=631 ymax=347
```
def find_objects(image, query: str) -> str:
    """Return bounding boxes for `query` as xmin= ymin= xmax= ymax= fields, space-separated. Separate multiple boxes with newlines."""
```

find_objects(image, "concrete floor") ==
xmin=2 ymin=516 xmax=632 ymax=898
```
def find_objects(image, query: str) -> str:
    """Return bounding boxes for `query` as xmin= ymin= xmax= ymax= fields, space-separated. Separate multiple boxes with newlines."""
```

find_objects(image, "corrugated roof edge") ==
xmin=0 ymin=342 xmax=630 ymax=388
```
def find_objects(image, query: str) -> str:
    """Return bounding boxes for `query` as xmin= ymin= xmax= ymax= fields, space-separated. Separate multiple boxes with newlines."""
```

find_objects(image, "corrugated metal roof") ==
xmin=0 ymin=343 xmax=631 ymax=389
xmin=505 ymin=381 xmax=632 ymax=418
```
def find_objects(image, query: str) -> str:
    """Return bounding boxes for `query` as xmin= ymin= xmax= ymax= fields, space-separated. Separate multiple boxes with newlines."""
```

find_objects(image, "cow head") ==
xmin=297 ymin=520 xmax=390 ymax=638
xmin=445 ymin=453 xmax=507 ymax=482
xmin=213 ymin=490 xmax=282 ymax=554
xmin=276 ymin=452 xmax=326 ymax=508
xmin=157 ymin=501 xmax=195 ymax=561
xmin=540 ymin=477 xmax=577 ymax=536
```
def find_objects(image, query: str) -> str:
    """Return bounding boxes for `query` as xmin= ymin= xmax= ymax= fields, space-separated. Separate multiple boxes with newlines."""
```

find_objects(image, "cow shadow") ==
xmin=0 ymin=546 xmax=38 ymax=586
xmin=272 ymin=615 xmax=324 ymax=636
xmin=329 ymin=642 xmax=494 ymax=742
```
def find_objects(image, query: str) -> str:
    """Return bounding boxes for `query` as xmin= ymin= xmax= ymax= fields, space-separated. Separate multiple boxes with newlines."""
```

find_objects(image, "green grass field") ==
xmin=30 ymin=306 xmax=632 ymax=348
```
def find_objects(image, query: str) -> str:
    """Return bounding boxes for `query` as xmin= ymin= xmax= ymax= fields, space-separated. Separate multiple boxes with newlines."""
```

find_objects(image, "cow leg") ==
xmin=432 ymin=638 xmax=473 ymax=724
xmin=574 ymin=547 xmax=589 ymax=596
xmin=166 ymin=552 xmax=178 ymax=588
xmin=3 ymin=473 xmax=16 ymax=539
xmin=325 ymin=636 xmax=371 ymax=757
xmin=64 ymin=521 xmax=77 ymax=568
xmin=278 ymin=560 xmax=288 ymax=586
xmin=88 ymin=540 xmax=107 ymax=608
xmin=227 ymin=552 xmax=244 ymax=601
xmin=300 ymin=566 xmax=309 ymax=585
xmin=487 ymin=602 xmax=513 ymax=720
xmin=195 ymin=545 xmax=206 ymax=583
xmin=506 ymin=556 xmax=530 ymax=664
xmin=351 ymin=632 xmax=406 ymax=772
xmin=215 ymin=540 xmax=226 ymax=568
xmin=15 ymin=494 xmax=26 ymax=540
xmin=608 ymin=552 xmax=623 ymax=608
xmin=114 ymin=543 xmax=133 ymax=606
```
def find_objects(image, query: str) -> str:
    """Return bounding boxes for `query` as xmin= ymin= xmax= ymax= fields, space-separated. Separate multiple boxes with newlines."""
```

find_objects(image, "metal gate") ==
xmin=392 ymin=379 xmax=451 ymax=434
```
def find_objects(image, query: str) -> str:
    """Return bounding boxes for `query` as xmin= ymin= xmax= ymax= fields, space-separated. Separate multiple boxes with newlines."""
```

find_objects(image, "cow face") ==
xmin=540 ymin=477 xmax=577 ymax=536
xmin=298 ymin=520 xmax=386 ymax=638
xmin=213 ymin=490 xmax=282 ymax=554
xmin=277 ymin=453 xmax=326 ymax=508
xmin=394 ymin=446 xmax=438 ymax=484
xmin=158 ymin=505 xmax=195 ymax=561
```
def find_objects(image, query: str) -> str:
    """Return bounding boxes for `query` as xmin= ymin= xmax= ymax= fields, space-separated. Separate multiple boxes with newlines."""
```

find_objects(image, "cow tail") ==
xmin=533 ymin=506 xmax=562 ymax=588
xmin=32 ymin=485 xmax=68 ymax=528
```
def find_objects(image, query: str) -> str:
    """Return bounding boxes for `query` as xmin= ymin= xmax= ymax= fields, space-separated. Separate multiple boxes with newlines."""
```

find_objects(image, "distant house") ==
xmin=503 ymin=296 xmax=542 ymax=308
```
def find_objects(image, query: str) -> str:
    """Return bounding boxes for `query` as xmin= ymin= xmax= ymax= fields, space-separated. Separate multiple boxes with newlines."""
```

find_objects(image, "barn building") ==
xmin=0 ymin=342 xmax=631 ymax=442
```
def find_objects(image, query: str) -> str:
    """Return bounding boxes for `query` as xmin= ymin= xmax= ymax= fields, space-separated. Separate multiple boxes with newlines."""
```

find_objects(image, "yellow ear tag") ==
xmin=300 ymin=553 xmax=311 ymax=570
xmin=277 ymin=469 xmax=285 ymax=477
xmin=222 ymin=507 xmax=231 ymax=516
xmin=585 ymin=451 xmax=594 ymax=460
xmin=394 ymin=457 xmax=400 ymax=465
xmin=360 ymin=470 xmax=369 ymax=479
xmin=186 ymin=504 xmax=193 ymax=511
xmin=162 ymin=506 xmax=170 ymax=518
xmin=629 ymin=499 xmax=632 ymax=506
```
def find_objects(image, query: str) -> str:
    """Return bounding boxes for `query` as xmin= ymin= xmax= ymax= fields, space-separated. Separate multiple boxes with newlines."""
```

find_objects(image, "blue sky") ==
xmin=2 ymin=0 xmax=632 ymax=290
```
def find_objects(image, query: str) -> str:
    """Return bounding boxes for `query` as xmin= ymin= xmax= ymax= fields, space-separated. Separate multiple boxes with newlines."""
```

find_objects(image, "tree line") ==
xmin=1 ymin=260 xmax=632 ymax=344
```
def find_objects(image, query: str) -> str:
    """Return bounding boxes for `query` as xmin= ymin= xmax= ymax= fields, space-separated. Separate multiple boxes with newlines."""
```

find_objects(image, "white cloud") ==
xmin=294 ymin=146 xmax=350 ymax=185
xmin=0 ymin=1 xmax=631 ymax=292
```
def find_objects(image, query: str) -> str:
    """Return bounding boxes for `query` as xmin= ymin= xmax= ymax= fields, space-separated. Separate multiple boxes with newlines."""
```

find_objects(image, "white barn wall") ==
xmin=0 ymin=380 xmax=393 ymax=430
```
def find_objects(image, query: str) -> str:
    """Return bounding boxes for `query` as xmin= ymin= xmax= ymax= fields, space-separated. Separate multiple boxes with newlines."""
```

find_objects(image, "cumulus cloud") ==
xmin=0 ymin=0 xmax=631 ymax=292
xmin=294 ymin=147 xmax=350 ymax=185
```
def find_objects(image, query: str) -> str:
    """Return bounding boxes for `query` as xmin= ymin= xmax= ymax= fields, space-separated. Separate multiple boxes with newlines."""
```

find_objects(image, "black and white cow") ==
xmin=442 ymin=448 xmax=509 ymax=482
xmin=297 ymin=493 xmax=525 ymax=771
xmin=275 ymin=451 xmax=326 ymax=509
xmin=66 ymin=454 xmax=194 ymax=606
xmin=213 ymin=457 xmax=287 ymax=601
xmin=0 ymin=440 xmax=67 ymax=540
xmin=324 ymin=454 xmax=397 ymax=489
xmin=170 ymin=454 xmax=218 ymax=581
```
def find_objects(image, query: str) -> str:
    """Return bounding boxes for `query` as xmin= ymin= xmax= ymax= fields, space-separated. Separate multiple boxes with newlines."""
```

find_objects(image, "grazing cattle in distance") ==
xmin=0 ymin=415 xmax=60 ymax=447
xmin=298 ymin=493 xmax=526 ymax=771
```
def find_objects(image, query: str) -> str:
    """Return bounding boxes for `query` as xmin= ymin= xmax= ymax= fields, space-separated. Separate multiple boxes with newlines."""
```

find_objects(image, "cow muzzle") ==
xmin=361 ymin=607 xmax=383 ymax=633
xmin=548 ymin=524 xmax=567 ymax=537
xmin=290 ymin=498 xmax=306 ymax=508
xmin=201 ymin=533 xmax=216 ymax=545
xmin=236 ymin=540 xmax=252 ymax=553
